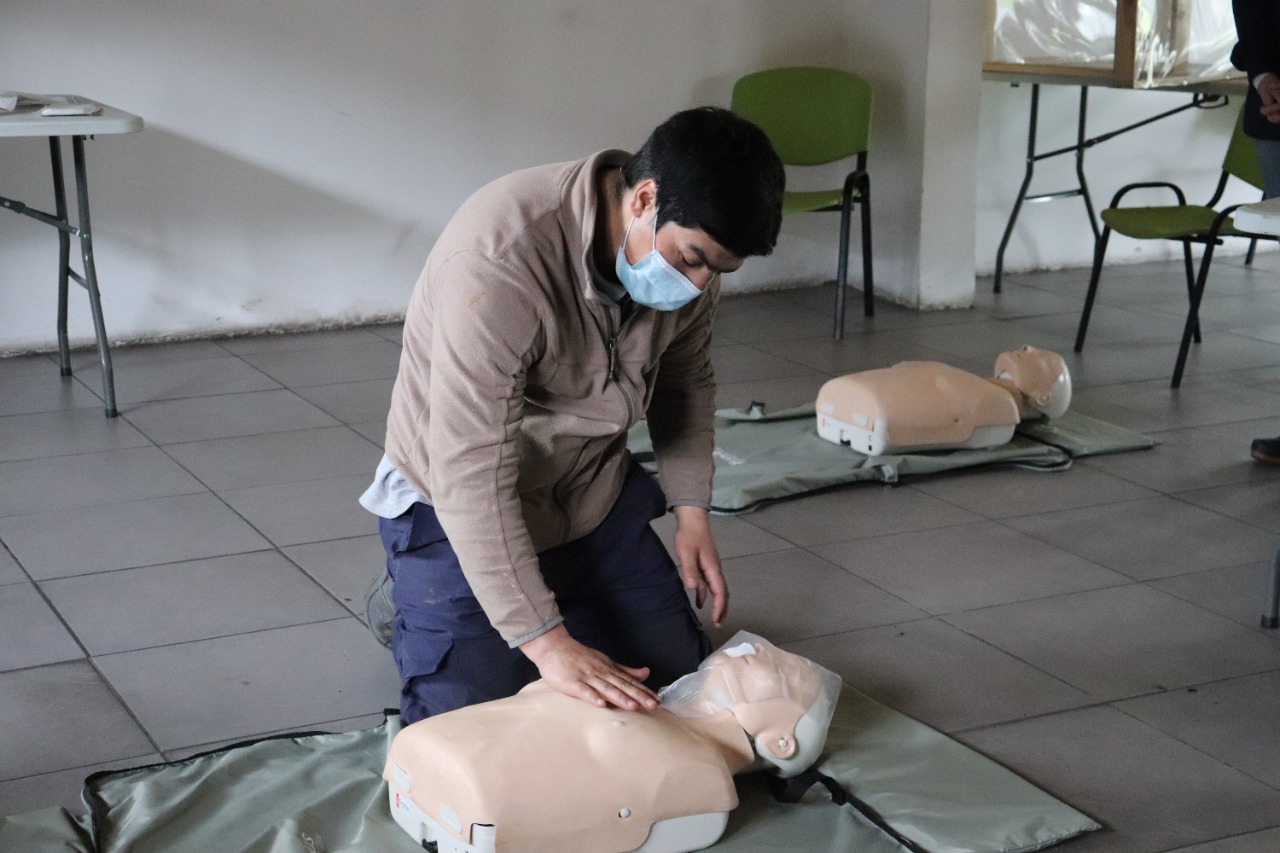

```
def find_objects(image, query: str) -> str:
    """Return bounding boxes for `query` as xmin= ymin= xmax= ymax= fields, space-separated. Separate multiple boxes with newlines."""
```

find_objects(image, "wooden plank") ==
xmin=981 ymin=61 xmax=1115 ymax=82
xmin=1114 ymin=0 xmax=1138 ymax=87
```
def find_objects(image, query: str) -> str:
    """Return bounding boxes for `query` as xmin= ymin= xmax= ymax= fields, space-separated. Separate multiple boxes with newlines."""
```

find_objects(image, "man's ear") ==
xmin=628 ymin=178 xmax=659 ymax=218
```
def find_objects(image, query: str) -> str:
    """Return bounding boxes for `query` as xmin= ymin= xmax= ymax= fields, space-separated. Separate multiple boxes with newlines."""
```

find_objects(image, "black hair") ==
xmin=622 ymin=106 xmax=784 ymax=259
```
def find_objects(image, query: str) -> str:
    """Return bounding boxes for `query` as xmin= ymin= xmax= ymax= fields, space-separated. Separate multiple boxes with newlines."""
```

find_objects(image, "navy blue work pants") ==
xmin=1257 ymin=137 xmax=1280 ymax=199
xmin=379 ymin=464 xmax=711 ymax=724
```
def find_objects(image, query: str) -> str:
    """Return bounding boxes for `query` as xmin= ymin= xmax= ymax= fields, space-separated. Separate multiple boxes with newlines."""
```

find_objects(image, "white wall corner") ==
xmin=916 ymin=0 xmax=985 ymax=309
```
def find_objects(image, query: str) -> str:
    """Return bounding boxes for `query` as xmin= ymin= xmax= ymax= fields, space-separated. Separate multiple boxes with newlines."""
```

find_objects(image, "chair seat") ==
xmin=783 ymin=188 xmax=853 ymax=214
xmin=1101 ymin=205 xmax=1241 ymax=240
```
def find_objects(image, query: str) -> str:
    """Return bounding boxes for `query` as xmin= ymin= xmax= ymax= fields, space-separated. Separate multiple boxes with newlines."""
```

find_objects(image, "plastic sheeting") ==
xmin=0 ymin=685 xmax=1099 ymax=853
xmin=659 ymin=631 xmax=843 ymax=731
xmin=988 ymin=0 xmax=1241 ymax=88
xmin=629 ymin=406 xmax=1153 ymax=515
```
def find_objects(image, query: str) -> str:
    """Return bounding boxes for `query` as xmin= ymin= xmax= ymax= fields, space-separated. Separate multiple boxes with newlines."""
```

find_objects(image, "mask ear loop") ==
xmin=618 ymin=170 xmax=654 ymax=266
xmin=620 ymin=215 xmax=637 ymax=265
xmin=620 ymin=194 xmax=658 ymax=268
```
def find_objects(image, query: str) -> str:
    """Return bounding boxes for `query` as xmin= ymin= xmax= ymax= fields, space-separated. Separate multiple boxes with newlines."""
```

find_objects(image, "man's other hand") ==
xmin=672 ymin=504 xmax=728 ymax=628
xmin=1259 ymin=74 xmax=1280 ymax=123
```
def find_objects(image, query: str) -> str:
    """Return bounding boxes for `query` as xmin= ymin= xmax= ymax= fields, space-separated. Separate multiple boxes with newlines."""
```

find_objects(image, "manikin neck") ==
xmin=669 ymin=709 xmax=757 ymax=775
xmin=986 ymin=376 xmax=1039 ymax=419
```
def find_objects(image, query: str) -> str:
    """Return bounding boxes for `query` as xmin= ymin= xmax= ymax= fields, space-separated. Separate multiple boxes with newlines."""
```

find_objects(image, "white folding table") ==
xmin=0 ymin=100 xmax=143 ymax=417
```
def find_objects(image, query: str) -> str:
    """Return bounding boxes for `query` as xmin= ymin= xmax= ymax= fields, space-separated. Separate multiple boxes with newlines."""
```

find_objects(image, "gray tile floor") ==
xmin=4 ymin=255 xmax=1280 ymax=852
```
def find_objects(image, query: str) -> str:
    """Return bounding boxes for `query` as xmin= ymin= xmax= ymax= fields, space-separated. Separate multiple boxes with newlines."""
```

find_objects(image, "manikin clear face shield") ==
xmin=658 ymin=631 xmax=843 ymax=778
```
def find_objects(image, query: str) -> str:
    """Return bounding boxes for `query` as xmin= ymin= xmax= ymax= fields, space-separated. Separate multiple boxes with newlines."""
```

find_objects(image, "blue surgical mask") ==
xmin=615 ymin=214 xmax=703 ymax=311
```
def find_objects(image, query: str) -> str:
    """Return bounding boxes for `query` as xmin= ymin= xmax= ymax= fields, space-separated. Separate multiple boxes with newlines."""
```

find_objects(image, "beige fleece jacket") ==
xmin=384 ymin=150 xmax=719 ymax=646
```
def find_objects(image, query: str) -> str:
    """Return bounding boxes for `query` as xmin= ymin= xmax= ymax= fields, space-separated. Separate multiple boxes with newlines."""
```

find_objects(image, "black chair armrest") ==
xmin=839 ymin=169 xmax=870 ymax=192
xmin=1211 ymin=203 xmax=1241 ymax=237
xmin=1209 ymin=202 xmax=1277 ymax=242
xmin=841 ymin=168 xmax=869 ymax=201
xmin=1108 ymin=181 xmax=1188 ymax=209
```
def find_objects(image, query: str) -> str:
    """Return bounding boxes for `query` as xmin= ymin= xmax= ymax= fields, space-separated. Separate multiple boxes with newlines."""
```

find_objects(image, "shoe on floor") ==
xmin=1251 ymin=436 xmax=1280 ymax=464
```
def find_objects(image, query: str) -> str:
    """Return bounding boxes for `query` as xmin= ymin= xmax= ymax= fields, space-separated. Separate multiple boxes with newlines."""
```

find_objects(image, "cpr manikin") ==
xmin=815 ymin=345 xmax=1072 ymax=455
xmin=383 ymin=632 xmax=842 ymax=853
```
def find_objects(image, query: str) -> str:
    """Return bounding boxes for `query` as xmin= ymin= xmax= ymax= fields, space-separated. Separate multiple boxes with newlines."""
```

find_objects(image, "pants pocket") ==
xmin=392 ymin=626 xmax=461 ymax=723
xmin=392 ymin=626 xmax=453 ymax=683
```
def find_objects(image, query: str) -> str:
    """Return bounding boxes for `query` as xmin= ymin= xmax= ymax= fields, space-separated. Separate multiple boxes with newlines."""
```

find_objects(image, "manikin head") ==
xmin=659 ymin=632 xmax=842 ymax=778
xmin=994 ymin=345 xmax=1072 ymax=418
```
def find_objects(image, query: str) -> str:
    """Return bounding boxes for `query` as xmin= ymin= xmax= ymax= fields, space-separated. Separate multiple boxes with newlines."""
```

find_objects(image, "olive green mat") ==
xmin=630 ymin=405 xmax=1154 ymax=514
xmin=0 ymin=684 xmax=1098 ymax=853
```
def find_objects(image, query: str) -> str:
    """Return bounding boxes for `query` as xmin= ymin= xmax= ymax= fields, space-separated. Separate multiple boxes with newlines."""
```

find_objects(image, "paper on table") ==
xmin=0 ymin=91 xmax=102 ymax=116
xmin=0 ymin=90 xmax=44 ymax=111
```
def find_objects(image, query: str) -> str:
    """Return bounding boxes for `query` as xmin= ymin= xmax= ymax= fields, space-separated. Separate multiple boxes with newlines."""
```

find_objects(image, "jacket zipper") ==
xmin=604 ymin=307 xmax=638 ymax=426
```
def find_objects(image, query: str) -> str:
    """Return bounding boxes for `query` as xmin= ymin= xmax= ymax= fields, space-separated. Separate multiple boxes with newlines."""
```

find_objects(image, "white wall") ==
xmin=919 ymin=2 xmax=986 ymax=309
xmin=2 ymin=1 xmax=1249 ymax=353
xmin=0 ymin=0 xmax=948 ymax=353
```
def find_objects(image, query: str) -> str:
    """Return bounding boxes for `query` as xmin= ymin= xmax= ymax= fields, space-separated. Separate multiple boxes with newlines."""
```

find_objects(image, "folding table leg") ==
xmin=70 ymin=136 xmax=118 ymax=417
xmin=49 ymin=138 xmax=73 ymax=376
xmin=993 ymin=84 xmax=1039 ymax=295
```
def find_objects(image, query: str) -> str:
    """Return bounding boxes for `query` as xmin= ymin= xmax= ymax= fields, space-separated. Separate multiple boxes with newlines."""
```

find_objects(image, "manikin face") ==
xmin=995 ymin=345 xmax=1072 ymax=417
xmin=621 ymin=180 xmax=745 ymax=291
xmin=659 ymin=633 xmax=843 ymax=778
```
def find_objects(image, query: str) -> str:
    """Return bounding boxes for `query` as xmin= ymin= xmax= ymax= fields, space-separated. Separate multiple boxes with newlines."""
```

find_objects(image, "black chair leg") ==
xmin=833 ymin=190 xmax=854 ymax=340
xmin=1181 ymin=240 xmax=1202 ymax=344
xmin=1246 ymin=237 xmax=1258 ymax=266
xmin=859 ymin=177 xmax=873 ymax=318
xmin=1264 ymin=543 xmax=1280 ymax=630
xmin=1173 ymin=241 xmax=1217 ymax=389
xmin=1074 ymin=227 xmax=1111 ymax=352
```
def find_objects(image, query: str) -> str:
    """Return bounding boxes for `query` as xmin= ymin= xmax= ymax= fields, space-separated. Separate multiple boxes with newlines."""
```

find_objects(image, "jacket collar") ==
xmin=564 ymin=148 xmax=630 ymax=304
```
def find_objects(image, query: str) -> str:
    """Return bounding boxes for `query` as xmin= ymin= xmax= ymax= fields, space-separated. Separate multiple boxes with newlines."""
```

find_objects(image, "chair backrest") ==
xmin=1223 ymin=107 xmax=1265 ymax=191
xmin=731 ymin=66 xmax=872 ymax=166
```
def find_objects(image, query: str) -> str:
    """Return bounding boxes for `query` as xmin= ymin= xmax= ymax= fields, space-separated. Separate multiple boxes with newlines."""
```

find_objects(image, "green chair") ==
xmin=1074 ymin=109 xmax=1272 ymax=388
xmin=732 ymin=66 xmax=874 ymax=339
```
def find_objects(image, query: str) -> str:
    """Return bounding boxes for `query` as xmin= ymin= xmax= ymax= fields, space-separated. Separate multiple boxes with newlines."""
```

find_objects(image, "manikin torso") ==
xmin=815 ymin=345 xmax=1072 ymax=455
xmin=383 ymin=634 xmax=840 ymax=853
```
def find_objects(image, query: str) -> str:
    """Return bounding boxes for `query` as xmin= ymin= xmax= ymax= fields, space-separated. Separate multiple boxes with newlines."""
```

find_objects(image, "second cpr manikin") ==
xmin=816 ymin=345 xmax=1072 ymax=456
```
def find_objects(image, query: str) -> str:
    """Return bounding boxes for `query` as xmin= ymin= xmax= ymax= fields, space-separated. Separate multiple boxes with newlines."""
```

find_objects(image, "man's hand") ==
xmin=1259 ymin=74 xmax=1280 ymax=124
xmin=520 ymin=624 xmax=659 ymax=711
xmin=672 ymin=505 xmax=728 ymax=628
